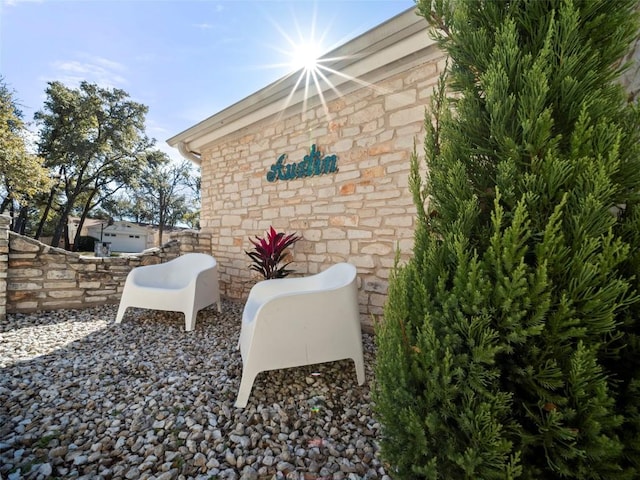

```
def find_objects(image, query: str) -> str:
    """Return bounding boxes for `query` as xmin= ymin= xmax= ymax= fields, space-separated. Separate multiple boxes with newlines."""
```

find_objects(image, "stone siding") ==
xmin=0 ymin=215 xmax=9 ymax=319
xmin=199 ymin=52 xmax=446 ymax=327
xmin=620 ymin=32 xmax=640 ymax=101
xmin=0 ymin=215 xmax=212 ymax=317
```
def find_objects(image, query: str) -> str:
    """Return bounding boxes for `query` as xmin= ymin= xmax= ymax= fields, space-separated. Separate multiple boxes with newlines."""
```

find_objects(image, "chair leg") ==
xmin=115 ymin=303 xmax=128 ymax=324
xmin=185 ymin=309 xmax=198 ymax=332
xmin=353 ymin=355 xmax=365 ymax=385
xmin=235 ymin=366 xmax=259 ymax=408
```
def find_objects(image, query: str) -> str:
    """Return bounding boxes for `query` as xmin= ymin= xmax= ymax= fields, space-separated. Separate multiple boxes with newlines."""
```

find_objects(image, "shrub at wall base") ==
xmin=245 ymin=226 xmax=301 ymax=280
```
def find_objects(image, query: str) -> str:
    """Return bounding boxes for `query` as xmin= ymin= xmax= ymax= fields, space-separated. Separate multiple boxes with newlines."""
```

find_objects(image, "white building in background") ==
xmin=86 ymin=221 xmax=150 ymax=253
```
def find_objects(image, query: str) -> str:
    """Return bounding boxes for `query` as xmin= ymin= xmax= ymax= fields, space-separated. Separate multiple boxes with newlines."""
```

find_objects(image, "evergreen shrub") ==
xmin=374 ymin=1 xmax=640 ymax=478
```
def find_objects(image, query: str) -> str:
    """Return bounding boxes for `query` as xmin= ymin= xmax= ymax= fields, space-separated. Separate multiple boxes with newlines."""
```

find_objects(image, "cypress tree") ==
xmin=374 ymin=1 xmax=640 ymax=478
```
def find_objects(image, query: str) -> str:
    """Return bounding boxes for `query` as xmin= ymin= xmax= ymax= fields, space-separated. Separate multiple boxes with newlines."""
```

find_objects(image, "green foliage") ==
xmin=120 ymin=150 xmax=197 ymax=243
xmin=0 ymin=77 xmax=50 ymax=215
xmin=34 ymin=81 xmax=151 ymax=249
xmin=374 ymin=1 xmax=640 ymax=479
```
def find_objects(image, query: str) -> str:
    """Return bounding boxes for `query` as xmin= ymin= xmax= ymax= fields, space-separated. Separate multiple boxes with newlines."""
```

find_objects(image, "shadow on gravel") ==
xmin=0 ymin=300 xmax=382 ymax=480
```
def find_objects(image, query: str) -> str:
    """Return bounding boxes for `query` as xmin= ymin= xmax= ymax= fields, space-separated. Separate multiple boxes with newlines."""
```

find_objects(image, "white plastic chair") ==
xmin=235 ymin=262 xmax=365 ymax=408
xmin=115 ymin=253 xmax=222 ymax=331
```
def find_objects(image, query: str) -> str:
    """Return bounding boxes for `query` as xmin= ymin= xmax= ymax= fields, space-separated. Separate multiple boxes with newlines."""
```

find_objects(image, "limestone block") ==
xmin=295 ymin=204 xmax=312 ymax=215
xmin=349 ymin=104 xmax=385 ymax=126
xmin=44 ymin=281 xmax=76 ymax=289
xmin=348 ymin=255 xmax=376 ymax=269
xmin=68 ymin=263 xmax=97 ymax=273
xmin=314 ymin=204 xmax=345 ymax=215
xmin=322 ymin=228 xmax=347 ymax=240
xmin=317 ymin=186 xmax=336 ymax=199
xmin=347 ymin=230 xmax=372 ymax=239
xmin=8 ymin=282 xmax=40 ymax=290
xmin=42 ymin=300 xmax=83 ymax=308
xmin=8 ymin=268 xmax=43 ymax=278
xmin=362 ymin=166 xmax=385 ymax=179
xmin=48 ymin=290 xmax=83 ymax=299
xmin=329 ymin=215 xmax=359 ymax=227
xmin=13 ymin=301 xmax=38 ymax=309
xmin=360 ymin=217 xmax=382 ymax=228
xmin=262 ymin=208 xmax=279 ymax=220
xmin=370 ymin=293 xmax=387 ymax=307
xmin=332 ymin=138 xmax=354 ymax=152
xmin=46 ymin=270 xmax=76 ymax=280
xmin=398 ymin=239 xmax=414 ymax=252
xmin=279 ymin=206 xmax=295 ymax=217
xmin=367 ymin=190 xmax=401 ymax=201
xmin=364 ymin=279 xmax=387 ymax=293
xmin=10 ymin=237 xmax=41 ymax=252
xmin=93 ymin=289 xmax=117 ymax=296
xmin=385 ymin=90 xmax=417 ymax=111
xmin=8 ymin=254 xmax=37 ymax=261
xmin=140 ymin=256 xmax=161 ymax=266
xmin=339 ymin=183 xmax=356 ymax=195
xmin=377 ymin=268 xmax=392 ymax=279
xmin=46 ymin=262 xmax=74 ymax=270
xmin=389 ymin=105 xmax=427 ymax=127
xmin=361 ymin=243 xmax=393 ymax=256
xmin=84 ymin=296 xmax=108 ymax=303
xmin=8 ymin=290 xmax=36 ymax=301
xmin=328 ymin=240 xmax=351 ymax=255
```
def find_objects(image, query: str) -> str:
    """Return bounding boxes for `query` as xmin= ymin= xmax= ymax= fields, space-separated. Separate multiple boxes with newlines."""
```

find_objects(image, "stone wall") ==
xmin=620 ymin=32 xmax=640 ymax=102
xmin=619 ymin=4 xmax=640 ymax=102
xmin=0 ymin=215 xmax=212 ymax=318
xmin=0 ymin=215 xmax=9 ymax=319
xmin=198 ymin=50 xmax=446 ymax=327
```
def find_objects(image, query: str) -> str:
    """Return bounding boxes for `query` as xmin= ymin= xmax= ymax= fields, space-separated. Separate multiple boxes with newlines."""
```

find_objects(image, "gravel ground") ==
xmin=0 ymin=300 xmax=389 ymax=480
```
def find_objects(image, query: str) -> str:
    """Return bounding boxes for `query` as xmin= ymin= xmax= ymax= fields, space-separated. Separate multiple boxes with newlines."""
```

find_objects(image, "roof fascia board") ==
xmin=167 ymin=7 xmax=435 ymax=154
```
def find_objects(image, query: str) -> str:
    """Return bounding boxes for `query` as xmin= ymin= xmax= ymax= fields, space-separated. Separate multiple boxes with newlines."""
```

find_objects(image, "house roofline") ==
xmin=167 ymin=6 xmax=437 ymax=163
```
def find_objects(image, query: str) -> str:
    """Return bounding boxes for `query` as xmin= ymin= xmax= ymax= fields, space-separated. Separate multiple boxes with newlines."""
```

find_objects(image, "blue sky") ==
xmin=1 ymin=0 xmax=415 ymax=162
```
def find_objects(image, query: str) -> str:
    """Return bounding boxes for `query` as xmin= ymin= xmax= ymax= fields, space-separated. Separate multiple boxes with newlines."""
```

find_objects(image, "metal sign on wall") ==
xmin=266 ymin=144 xmax=338 ymax=182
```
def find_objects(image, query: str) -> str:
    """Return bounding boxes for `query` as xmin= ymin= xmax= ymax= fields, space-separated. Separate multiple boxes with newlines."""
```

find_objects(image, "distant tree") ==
xmin=184 ymin=167 xmax=201 ymax=229
xmin=375 ymin=0 xmax=640 ymax=478
xmin=0 ymin=77 xmax=50 ymax=231
xmin=34 ymin=81 xmax=151 ymax=249
xmin=102 ymin=151 xmax=198 ymax=243
xmin=134 ymin=151 xmax=195 ymax=244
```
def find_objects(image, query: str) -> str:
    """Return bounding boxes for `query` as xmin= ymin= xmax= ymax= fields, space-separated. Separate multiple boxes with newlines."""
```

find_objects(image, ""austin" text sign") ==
xmin=266 ymin=144 xmax=338 ymax=182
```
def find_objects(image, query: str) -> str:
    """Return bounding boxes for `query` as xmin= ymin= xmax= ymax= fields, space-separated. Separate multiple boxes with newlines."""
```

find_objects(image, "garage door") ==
xmin=109 ymin=233 xmax=146 ymax=253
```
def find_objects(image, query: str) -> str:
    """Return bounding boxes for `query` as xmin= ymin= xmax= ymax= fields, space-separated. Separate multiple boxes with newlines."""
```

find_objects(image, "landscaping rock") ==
xmin=0 ymin=300 xmax=386 ymax=478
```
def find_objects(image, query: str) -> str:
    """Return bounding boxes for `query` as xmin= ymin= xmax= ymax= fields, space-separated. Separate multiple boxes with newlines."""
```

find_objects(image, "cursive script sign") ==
xmin=266 ymin=144 xmax=338 ymax=182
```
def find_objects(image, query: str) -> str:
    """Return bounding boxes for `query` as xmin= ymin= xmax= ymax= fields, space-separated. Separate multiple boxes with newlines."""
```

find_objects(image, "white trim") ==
xmin=167 ymin=7 xmax=436 ymax=159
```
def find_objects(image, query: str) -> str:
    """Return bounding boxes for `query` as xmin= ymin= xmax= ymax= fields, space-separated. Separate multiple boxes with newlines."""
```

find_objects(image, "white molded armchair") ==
xmin=116 ymin=253 xmax=221 ymax=331
xmin=235 ymin=262 xmax=365 ymax=408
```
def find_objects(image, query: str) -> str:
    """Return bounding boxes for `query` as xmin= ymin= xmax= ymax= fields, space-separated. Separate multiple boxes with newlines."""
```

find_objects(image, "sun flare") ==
xmin=290 ymin=41 xmax=323 ymax=72
xmin=257 ymin=8 xmax=385 ymax=123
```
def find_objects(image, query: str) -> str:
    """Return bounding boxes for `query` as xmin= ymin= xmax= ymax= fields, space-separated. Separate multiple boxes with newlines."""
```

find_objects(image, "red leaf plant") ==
xmin=245 ymin=226 xmax=301 ymax=279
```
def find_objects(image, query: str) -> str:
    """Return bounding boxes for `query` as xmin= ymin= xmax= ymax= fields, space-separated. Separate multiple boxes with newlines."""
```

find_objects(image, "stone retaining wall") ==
xmin=0 ymin=214 xmax=212 ymax=318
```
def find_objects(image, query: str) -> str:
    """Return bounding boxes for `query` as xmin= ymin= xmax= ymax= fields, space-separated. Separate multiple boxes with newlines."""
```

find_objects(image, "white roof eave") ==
xmin=167 ymin=6 xmax=436 ymax=162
